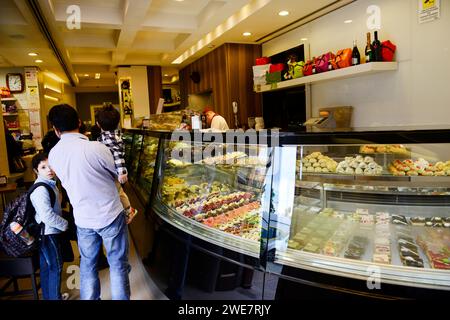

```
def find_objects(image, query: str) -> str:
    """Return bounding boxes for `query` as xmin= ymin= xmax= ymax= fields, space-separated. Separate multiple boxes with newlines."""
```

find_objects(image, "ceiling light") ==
xmin=35 ymin=59 xmax=43 ymax=63
xmin=164 ymin=74 xmax=169 ymax=76
xmin=28 ymin=52 xmax=38 ymax=56
xmin=95 ymin=73 xmax=101 ymax=79
xmin=301 ymin=38 xmax=308 ymax=41
xmin=279 ymin=10 xmax=289 ymax=16
xmin=84 ymin=74 xmax=89 ymax=77
xmin=174 ymin=0 xmax=184 ymax=2
xmin=344 ymin=20 xmax=353 ymax=23
xmin=243 ymin=32 xmax=252 ymax=37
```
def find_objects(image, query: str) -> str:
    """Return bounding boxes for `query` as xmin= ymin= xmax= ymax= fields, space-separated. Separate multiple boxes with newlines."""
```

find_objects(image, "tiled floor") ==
xmin=0 ymin=233 xmax=167 ymax=300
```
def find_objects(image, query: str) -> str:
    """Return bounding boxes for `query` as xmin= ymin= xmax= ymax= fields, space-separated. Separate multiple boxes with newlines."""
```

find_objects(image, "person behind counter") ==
xmin=203 ymin=106 xmax=229 ymax=131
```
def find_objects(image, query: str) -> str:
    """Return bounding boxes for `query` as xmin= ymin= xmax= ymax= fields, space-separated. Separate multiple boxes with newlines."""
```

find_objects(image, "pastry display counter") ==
xmin=268 ymin=128 xmax=450 ymax=297
xmin=123 ymin=127 xmax=450 ymax=299
xmin=151 ymin=137 xmax=271 ymax=258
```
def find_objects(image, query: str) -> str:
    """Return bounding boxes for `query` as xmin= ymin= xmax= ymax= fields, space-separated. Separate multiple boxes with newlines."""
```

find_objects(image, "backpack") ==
xmin=0 ymin=182 xmax=56 ymax=257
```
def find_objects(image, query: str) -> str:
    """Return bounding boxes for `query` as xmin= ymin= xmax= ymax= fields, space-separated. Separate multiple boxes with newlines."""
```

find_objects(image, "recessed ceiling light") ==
xmin=164 ymin=74 xmax=169 ymax=76
xmin=301 ymin=38 xmax=308 ymax=41
xmin=35 ymin=59 xmax=43 ymax=63
xmin=344 ymin=20 xmax=353 ymax=23
xmin=243 ymin=32 xmax=252 ymax=37
xmin=28 ymin=52 xmax=38 ymax=56
xmin=95 ymin=73 xmax=101 ymax=79
xmin=279 ymin=10 xmax=289 ymax=16
xmin=84 ymin=74 xmax=89 ymax=77
xmin=207 ymin=44 xmax=215 ymax=49
xmin=174 ymin=0 xmax=184 ymax=2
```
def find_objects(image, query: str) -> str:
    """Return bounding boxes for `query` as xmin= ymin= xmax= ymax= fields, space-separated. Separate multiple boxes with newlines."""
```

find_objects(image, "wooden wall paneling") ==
xmin=226 ymin=44 xmax=262 ymax=129
xmin=147 ymin=66 xmax=162 ymax=114
xmin=179 ymin=43 xmax=261 ymax=128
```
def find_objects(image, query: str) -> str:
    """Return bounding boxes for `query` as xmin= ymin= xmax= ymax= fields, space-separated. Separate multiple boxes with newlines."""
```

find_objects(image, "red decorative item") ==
xmin=269 ymin=63 xmax=285 ymax=73
xmin=381 ymin=40 xmax=396 ymax=62
xmin=315 ymin=52 xmax=335 ymax=73
xmin=256 ymin=57 xmax=271 ymax=65
xmin=303 ymin=60 xmax=314 ymax=76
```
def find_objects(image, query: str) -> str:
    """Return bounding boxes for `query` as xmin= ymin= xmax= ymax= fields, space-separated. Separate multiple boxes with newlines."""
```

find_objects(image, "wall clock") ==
xmin=6 ymin=73 xmax=25 ymax=93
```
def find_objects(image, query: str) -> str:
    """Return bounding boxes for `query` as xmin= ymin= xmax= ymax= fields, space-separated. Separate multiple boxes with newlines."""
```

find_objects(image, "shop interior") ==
xmin=1 ymin=0 xmax=450 ymax=300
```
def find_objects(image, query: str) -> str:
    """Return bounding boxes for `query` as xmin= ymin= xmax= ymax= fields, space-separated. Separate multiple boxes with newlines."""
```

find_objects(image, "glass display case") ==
xmin=151 ymin=135 xmax=272 ymax=258
xmin=128 ymin=131 xmax=144 ymax=183
xmin=122 ymin=130 xmax=134 ymax=166
xmin=124 ymin=127 xmax=450 ymax=299
xmin=268 ymin=128 xmax=450 ymax=297
xmin=134 ymin=133 xmax=160 ymax=205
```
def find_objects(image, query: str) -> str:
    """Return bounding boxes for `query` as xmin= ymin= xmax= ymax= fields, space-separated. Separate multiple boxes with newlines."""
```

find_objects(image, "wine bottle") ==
xmin=365 ymin=32 xmax=373 ymax=63
xmin=372 ymin=30 xmax=382 ymax=61
xmin=351 ymin=40 xmax=360 ymax=66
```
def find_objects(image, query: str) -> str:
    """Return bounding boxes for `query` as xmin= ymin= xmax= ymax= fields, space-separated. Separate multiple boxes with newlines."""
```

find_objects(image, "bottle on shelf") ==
xmin=327 ymin=59 xmax=333 ymax=71
xmin=365 ymin=32 xmax=373 ymax=63
xmin=312 ymin=57 xmax=317 ymax=74
xmin=9 ymin=221 xmax=35 ymax=246
xmin=351 ymin=40 xmax=361 ymax=66
xmin=372 ymin=30 xmax=382 ymax=61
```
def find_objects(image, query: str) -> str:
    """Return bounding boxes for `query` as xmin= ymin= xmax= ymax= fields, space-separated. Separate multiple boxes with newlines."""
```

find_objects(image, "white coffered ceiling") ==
xmin=0 ymin=0 xmax=353 ymax=90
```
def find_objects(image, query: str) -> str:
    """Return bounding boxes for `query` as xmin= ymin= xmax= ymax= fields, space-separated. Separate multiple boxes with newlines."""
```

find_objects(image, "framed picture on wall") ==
xmin=90 ymin=104 xmax=120 ymax=127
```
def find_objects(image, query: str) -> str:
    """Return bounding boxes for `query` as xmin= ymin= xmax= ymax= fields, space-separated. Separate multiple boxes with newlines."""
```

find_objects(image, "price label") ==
xmin=271 ymin=83 xmax=278 ymax=90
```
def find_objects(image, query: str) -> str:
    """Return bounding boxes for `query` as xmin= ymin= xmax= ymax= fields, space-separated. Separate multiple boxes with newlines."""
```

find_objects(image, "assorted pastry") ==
xmin=298 ymin=152 xmax=338 ymax=173
xmin=287 ymin=207 xmax=450 ymax=270
xmin=161 ymin=178 xmax=261 ymax=240
xmin=389 ymin=158 xmax=448 ymax=176
xmin=336 ymin=156 xmax=383 ymax=175
xmin=360 ymin=144 xmax=409 ymax=155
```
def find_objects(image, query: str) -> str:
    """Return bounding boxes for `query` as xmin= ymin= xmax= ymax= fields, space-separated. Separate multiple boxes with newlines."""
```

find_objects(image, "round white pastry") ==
xmin=355 ymin=167 xmax=363 ymax=175
xmin=314 ymin=167 xmax=322 ymax=173
xmin=364 ymin=156 xmax=374 ymax=163
xmin=345 ymin=167 xmax=354 ymax=174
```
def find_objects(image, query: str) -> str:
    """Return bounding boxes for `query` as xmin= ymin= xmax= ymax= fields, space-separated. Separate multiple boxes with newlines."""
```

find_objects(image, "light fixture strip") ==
xmin=44 ymin=94 xmax=59 ymax=101
xmin=44 ymin=84 xmax=61 ymax=94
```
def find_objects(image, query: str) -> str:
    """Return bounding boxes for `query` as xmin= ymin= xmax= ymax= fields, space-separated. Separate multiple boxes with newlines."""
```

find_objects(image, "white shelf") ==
xmin=1 ymin=97 xmax=17 ymax=101
xmin=254 ymin=62 xmax=398 ymax=93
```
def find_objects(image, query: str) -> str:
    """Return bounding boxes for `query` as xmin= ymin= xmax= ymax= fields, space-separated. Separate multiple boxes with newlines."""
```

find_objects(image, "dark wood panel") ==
xmin=179 ymin=43 xmax=261 ymax=128
xmin=147 ymin=66 xmax=162 ymax=114
xmin=225 ymin=43 xmax=262 ymax=128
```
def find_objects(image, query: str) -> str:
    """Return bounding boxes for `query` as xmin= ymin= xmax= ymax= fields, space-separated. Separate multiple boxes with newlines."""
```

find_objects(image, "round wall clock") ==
xmin=6 ymin=73 xmax=25 ymax=93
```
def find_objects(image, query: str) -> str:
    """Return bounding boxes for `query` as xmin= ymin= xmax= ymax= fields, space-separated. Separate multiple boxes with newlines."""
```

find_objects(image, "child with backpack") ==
xmin=29 ymin=152 xmax=69 ymax=300
xmin=95 ymin=104 xmax=137 ymax=224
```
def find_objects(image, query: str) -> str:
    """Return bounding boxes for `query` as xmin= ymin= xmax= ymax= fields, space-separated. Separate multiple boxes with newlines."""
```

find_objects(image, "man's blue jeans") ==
xmin=39 ymin=234 xmax=63 ymax=300
xmin=77 ymin=212 xmax=131 ymax=300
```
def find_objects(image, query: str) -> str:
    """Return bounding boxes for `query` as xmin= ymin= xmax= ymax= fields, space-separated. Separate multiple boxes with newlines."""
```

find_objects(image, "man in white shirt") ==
xmin=48 ymin=104 xmax=130 ymax=300
xmin=203 ymin=106 xmax=229 ymax=131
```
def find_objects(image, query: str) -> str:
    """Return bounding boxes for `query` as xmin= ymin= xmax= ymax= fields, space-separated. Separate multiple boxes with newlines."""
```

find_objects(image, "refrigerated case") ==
xmin=124 ymin=127 xmax=450 ymax=299
xmin=267 ymin=128 xmax=450 ymax=299
xmin=152 ymin=135 xmax=272 ymax=258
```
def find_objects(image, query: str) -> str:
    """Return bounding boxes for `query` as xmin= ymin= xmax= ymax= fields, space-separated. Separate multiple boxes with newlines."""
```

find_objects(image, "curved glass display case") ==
xmin=124 ymin=127 xmax=450 ymax=299
xmin=152 ymin=135 xmax=272 ymax=258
